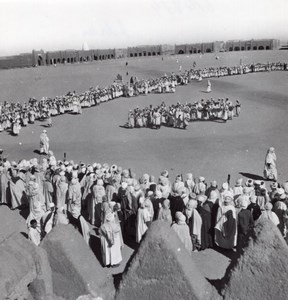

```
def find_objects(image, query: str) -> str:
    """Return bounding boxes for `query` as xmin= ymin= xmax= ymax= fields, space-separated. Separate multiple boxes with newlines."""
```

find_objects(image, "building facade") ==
xmin=127 ymin=45 xmax=162 ymax=58
xmin=225 ymin=39 xmax=280 ymax=52
xmin=0 ymin=38 xmax=281 ymax=70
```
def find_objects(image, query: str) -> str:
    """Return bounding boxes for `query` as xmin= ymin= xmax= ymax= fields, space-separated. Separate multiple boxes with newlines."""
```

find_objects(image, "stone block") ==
xmin=116 ymin=221 xmax=220 ymax=300
xmin=223 ymin=218 xmax=288 ymax=300
xmin=41 ymin=224 xmax=114 ymax=300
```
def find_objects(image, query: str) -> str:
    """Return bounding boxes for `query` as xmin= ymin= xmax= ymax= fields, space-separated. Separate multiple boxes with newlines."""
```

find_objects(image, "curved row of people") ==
xmin=1 ymin=61 xmax=285 ymax=135
xmin=0 ymin=153 xmax=287 ymax=266
xmin=126 ymin=98 xmax=241 ymax=129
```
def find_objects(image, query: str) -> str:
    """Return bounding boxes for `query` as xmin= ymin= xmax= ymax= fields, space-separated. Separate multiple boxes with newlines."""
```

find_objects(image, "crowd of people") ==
xmin=126 ymin=98 xmax=240 ymax=129
xmin=0 ymin=61 xmax=286 ymax=135
xmin=0 ymin=147 xmax=286 ymax=267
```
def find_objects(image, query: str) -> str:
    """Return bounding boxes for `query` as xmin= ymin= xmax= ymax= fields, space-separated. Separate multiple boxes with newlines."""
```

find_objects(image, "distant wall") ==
xmin=175 ymin=39 xmax=280 ymax=55
xmin=127 ymin=45 xmax=162 ymax=58
xmin=0 ymin=38 xmax=281 ymax=70
xmin=225 ymin=39 xmax=280 ymax=52
xmin=46 ymin=49 xmax=116 ymax=65
xmin=0 ymin=53 xmax=33 ymax=69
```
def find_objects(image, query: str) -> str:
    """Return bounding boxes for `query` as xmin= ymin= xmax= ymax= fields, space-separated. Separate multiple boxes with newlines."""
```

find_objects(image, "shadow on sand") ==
xmin=239 ymin=172 xmax=266 ymax=181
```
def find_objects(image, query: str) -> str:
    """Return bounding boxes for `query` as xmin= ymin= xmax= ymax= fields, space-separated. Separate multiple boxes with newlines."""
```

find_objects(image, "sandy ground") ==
xmin=1 ymin=51 xmax=288 ymax=185
xmin=1 ymin=50 xmax=288 ymax=292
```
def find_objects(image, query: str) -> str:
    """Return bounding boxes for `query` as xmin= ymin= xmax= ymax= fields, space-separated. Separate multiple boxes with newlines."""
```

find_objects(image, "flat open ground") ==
xmin=1 ymin=50 xmax=288 ymax=185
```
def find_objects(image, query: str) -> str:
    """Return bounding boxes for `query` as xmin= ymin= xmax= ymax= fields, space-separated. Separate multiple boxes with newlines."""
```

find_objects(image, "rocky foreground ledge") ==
xmin=1 ymin=205 xmax=288 ymax=300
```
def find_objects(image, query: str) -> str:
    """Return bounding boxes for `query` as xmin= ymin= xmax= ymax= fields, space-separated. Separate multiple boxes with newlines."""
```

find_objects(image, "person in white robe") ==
xmin=41 ymin=202 xmax=57 ymax=235
xmin=40 ymin=130 xmax=49 ymax=154
xmin=258 ymin=202 xmax=279 ymax=226
xmin=136 ymin=197 xmax=151 ymax=243
xmin=184 ymin=200 xmax=202 ymax=251
xmin=171 ymin=212 xmax=193 ymax=252
xmin=67 ymin=178 xmax=82 ymax=219
xmin=90 ymin=179 xmax=106 ymax=226
xmin=28 ymin=219 xmax=41 ymax=246
xmin=9 ymin=168 xmax=28 ymax=209
xmin=99 ymin=212 xmax=123 ymax=267
xmin=206 ymin=80 xmax=211 ymax=93
xmin=26 ymin=179 xmax=45 ymax=226
xmin=56 ymin=175 xmax=68 ymax=210
xmin=264 ymin=147 xmax=277 ymax=181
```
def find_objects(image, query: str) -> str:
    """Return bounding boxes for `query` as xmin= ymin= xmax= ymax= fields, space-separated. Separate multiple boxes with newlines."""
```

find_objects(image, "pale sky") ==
xmin=0 ymin=0 xmax=287 ymax=56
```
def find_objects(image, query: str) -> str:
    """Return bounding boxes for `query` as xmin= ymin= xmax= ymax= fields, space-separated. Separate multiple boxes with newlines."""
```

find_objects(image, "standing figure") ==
xmin=99 ymin=212 xmax=123 ymax=267
xmin=40 ymin=130 xmax=49 ymax=155
xmin=214 ymin=194 xmax=237 ymax=250
xmin=264 ymin=147 xmax=277 ymax=181
xmin=206 ymin=80 xmax=211 ymax=93
xmin=127 ymin=110 xmax=135 ymax=128
xmin=12 ymin=120 xmax=21 ymax=136
xmin=235 ymin=100 xmax=241 ymax=117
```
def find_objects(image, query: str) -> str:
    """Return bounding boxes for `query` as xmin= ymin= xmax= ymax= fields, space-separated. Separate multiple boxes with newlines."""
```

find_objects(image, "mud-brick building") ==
xmin=45 ymin=48 xmax=116 ymax=65
xmin=127 ymin=45 xmax=162 ymax=58
xmin=175 ymin=41 xmax=225 ymax=54
xmin=115 ymin=48 xmax=128 ymax=59
xmin=225 ymin=39 xmax=280 ymax=51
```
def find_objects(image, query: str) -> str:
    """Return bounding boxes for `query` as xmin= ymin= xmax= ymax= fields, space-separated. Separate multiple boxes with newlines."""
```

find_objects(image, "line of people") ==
xmin=0 ymin=61 xmax=285 ymax=135
xmin=126 ymin=98 xmax=241 ymax=129
xmin=0 ymin=150 xmax=287 ymax=267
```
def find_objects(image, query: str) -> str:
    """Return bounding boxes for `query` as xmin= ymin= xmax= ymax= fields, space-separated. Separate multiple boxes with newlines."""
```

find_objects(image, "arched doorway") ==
xmin=229 ymin=47 xmax=233 ymax=51
xmin=148 ymin=52 xmax=151 ymax=56
xmin=258 ymin=46 xmax=264 ymax=50
xmin=241 ymin=46 xmax=245 ymax=51
xmin=266 ymin=46 xmax=270 ymax=50
xmin=194 ymin=49 xmax=197 ymax=54
xmin=253 ymin=46 xmax=257 ymax=50
xmin=67 ymin=58 xmax=70 ymax=63
xmin=234 ymin=47 xmax=240 ymax=51
xmin=178 ymin=50 xmax=184 ymax=54
xmin=57 ymin=58 xmax=61 ymax=64
xmin=206 ymin=48 xmax=211 ymax=53
xmin=53 ymin=59 xmax=57 ymax=64
xmin=62 ymin=58 xmax=65 ymax=63
xmin=37 ymin=55 xmax=43 ymax=66
xmin=130 ymin=53 xmax=133 ymax=57
xmin=80 ymin=57 xmax=83 ymax=62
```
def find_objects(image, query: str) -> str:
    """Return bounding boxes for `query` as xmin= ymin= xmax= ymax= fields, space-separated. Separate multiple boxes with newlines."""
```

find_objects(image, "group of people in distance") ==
xmin=0 ymin=61 xmax=286 ymax=136
xmin=126 ymin=98 xmax=241 ymax=129
xmin=0 ymin=146 xmax=286 ymax=267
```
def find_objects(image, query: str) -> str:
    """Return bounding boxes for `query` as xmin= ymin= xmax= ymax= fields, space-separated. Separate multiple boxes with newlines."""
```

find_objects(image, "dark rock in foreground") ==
xmin=0 ymin=232 xmax=53 ymax=300
xmin=41 ymin=224 xmax=114 ymax=300
xmin=223 ymin=218 xmax=288 ymax=300
xmin=116 ymin=221 xmax=220 ymax=300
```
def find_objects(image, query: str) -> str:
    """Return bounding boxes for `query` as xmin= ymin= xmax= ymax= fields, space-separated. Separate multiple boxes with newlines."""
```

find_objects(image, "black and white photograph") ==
xmin=0 ymin=0 xmax=288 ymax=299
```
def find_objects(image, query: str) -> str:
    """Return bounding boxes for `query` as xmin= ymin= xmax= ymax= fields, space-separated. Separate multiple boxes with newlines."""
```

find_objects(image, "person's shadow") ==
xmin=239 ymin=172 xmax=266 ymax=181
xmin=33 ymin=149 xmax=42 ymax=155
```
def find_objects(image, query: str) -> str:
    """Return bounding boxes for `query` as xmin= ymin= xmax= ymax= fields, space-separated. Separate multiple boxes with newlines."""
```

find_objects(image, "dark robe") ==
xmin=237 ymin=208 xmax=254 ymax=249
xmin=206 ymin=200 xmax=219 ymax=247
xmin=197 ymin=203 xmax=211 ymax=250
xmin=168 ymin=195 xmax=185 ymax=221
xmin=247 ymin=203 xmax=261 ymax=221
